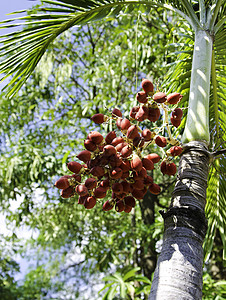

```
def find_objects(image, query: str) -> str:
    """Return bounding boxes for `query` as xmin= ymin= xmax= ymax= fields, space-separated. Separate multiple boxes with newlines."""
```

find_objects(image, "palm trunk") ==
xmin=149 ymin=142 xmax=210 ymax=299
xmin=149 ymin=29 xmax=213 ymax=299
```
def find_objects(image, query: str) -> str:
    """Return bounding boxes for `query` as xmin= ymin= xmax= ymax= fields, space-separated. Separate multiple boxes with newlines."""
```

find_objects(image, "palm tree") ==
xmin=0 ymin=1 xmax=225 ymax=299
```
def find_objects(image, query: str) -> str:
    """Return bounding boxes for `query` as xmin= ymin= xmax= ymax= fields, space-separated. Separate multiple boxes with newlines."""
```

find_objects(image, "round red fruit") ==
xmin=76 ymin=150 xmax=91 ymax=163
xmin=91 ymin=113 xmax=106 ymax=124
xmin=112 ymin=108 xmax=122 ymax=117
xmin=103 ymin=200 xmax=114 ymax=211
xmin=105 ymin=131 xmax=117 ymax=144
xmin=167 ymin=92 xmax=183 ymax=105
xmin=88 ymin=131 xmax=103 ymax=145
xmin=148 ymin=107 xmax=160 ymax=122
xmin=155 ymin=136 xmax=167 ymax=147
xmin=75 ymin=184 xmax=88 ymax=196
xmin=55 ymin=177 xmax=70 ymax=189
xmin=141 ymin=79 xmax=154 ymax=93
xmin=142 ymin=129 xmax=153 ymax=141
xmin=136 ymin=91 xmax=148 ymax=103
xmin=153 ymin=92 xmax=167 ymax=103
xmin=85 ymin=177 xmax=97 ymax=190
xmin=149 ymin=183 xmax=161 ymax=195
xmin=115 ymin=200 xmax=125 ymax=212
xmin=171 ymin=117 xmax=181 ymax=127
xmin=84 ymin=196 xmax=97 ymax=209
xmin=124 ymin=196 xmax=136 ymax=208
xmin=67 ymin=161 xmax=82 ymax=174
xmin=172 ymin=108 xmax=183 ymax=120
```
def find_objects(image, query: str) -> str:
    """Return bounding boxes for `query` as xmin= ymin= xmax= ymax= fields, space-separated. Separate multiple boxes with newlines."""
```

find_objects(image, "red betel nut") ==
xmin=84 ymin=196 xmax=97 ymax=209
xmin=112 ymin=108 xmax=122 ymax=117
xmin=155 ymin=136 xmax=167 ymax=147
xmin=136 ymin=91 xmax=148 ymax=103
xmin=153 ymin=92 xmax=167 ymax=103
xmin=141 ymin=79 xmax=154 ymax=93
xmin=91 ymin=113 xmax=106 ymax=124
xmin=167 ymin=92 xmax=183 ymax=105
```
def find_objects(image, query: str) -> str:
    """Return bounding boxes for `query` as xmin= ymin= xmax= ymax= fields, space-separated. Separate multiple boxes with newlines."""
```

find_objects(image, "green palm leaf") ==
xmin=0 ymin=0 xmax=198 ymax=98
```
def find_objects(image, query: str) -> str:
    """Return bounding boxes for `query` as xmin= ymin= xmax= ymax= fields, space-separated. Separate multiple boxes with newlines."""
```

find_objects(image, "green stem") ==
xmin=182 ymin=29 xmax=213 ymax=144
xmin=199 ymin=0 xmax=206 ymax=25
xmin=206 ymin=0 xmax=223 ymax=32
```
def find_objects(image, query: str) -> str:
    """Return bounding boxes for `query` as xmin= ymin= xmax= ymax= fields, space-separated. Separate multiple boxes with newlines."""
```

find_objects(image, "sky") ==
xmin=0 ymin=0 xmax=38 ymax=34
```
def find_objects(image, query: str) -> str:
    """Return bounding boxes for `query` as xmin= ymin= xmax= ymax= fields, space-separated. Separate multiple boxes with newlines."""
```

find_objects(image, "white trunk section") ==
xmin=182 ymin=30 xmax=213 ymax=144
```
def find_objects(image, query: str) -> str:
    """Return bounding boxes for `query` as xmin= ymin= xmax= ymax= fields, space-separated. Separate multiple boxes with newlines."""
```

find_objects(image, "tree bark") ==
xmin=149 ymin=141 xmax=210 ymax=300
xmin=139 ymin=191 xmax=157 ymax=278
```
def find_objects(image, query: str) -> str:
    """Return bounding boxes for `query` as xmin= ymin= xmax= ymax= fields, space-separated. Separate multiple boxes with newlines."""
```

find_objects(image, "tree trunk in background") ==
xmin=149 ymin=141 xmax=210 ymax=300
xmin=139 ymin=191 xmax=157 ymax=278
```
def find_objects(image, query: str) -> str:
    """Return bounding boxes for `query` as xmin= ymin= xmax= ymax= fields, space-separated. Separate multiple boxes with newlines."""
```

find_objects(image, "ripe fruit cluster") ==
xmin=55 ymin=79 xmax=184 ymax=213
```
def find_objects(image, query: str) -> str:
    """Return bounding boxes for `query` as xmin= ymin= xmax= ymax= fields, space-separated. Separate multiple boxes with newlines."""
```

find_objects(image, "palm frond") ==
xmin=0 ymin=0 xmax=196 ymax=98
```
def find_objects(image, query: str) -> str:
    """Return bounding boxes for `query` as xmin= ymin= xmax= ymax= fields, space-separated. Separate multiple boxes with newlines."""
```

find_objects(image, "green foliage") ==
xmin=100 ymin=267 xmax=152 ymax=299
xmin=203 ymin=272 xmax=226 ymax=300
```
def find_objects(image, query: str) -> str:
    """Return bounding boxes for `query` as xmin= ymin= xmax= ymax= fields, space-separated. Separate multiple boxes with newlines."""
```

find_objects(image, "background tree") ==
xmin=0 ymin=0 xmax=225 ymax=299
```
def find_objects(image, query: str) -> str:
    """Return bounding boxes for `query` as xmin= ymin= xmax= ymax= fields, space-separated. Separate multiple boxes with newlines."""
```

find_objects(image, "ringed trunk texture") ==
xmin=149 ymin=141 xmax=210 ymax=300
